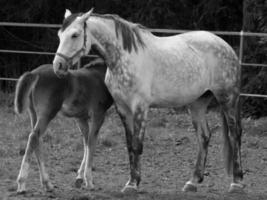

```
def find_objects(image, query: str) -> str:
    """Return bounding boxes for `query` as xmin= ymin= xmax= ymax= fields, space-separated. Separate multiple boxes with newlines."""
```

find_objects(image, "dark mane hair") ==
xmin=60 ymin=12 xmax=147 ymax=53
xmin=61 ymin=13 xmax=83 ymax=32
xmin=92 ymin=13 xmax=146 ymax=53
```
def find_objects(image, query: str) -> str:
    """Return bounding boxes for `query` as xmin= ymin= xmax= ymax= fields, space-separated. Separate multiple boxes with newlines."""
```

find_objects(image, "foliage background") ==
xmin=0 ymin=0 xmax=266 ymax=118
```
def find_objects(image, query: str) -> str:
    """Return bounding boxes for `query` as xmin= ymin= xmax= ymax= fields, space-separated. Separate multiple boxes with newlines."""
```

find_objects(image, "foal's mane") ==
xmin=92 ymin=13 xmax=146 ymax=53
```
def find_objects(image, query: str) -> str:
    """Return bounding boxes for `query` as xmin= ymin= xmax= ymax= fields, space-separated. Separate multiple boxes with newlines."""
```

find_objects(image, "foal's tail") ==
xmin=14 ymin=72 xmax=39 ymax=114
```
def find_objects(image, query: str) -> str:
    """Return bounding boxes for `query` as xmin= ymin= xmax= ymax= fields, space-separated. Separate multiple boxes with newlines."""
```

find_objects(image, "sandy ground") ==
xmin=0 ymin=105 xmax=267 ymax=200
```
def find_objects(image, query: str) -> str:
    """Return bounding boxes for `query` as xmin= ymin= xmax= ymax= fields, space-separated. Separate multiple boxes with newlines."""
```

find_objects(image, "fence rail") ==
xmin=0 ymin=22 xmax=267 ymax=98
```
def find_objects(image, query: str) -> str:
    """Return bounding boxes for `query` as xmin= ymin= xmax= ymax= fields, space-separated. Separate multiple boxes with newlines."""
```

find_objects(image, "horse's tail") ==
xmin=14 ymin=72 xmax=39 ymax=114
xmin=221 ymin=110 xmax=233 ymax=175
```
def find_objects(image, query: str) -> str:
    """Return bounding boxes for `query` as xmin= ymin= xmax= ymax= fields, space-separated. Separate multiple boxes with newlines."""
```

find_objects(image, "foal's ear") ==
xmin=64 ymin=9 xmax=72 ymax=19
xmin=79 ymin=8 xmax=94 ymax=22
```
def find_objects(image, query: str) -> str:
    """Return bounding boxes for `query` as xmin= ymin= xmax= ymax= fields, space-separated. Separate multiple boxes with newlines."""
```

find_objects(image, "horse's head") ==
xmin=53 ymin=8 xmax=94 ymax=77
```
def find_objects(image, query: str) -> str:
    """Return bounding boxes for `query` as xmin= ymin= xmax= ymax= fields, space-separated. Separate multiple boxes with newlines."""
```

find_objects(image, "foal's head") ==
xmin=53 ymin=9 xmax=94 ymax=77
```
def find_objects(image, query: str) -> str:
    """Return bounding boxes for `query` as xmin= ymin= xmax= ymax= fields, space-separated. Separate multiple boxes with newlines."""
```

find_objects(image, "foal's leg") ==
xmin=83 ymin=113 xmax=105 ymax=189
xmin=216 ymin=92 xmax=244 ymax=192
xmin=28 ymin=95 xmax=37 ymax=129
xmin=117 ymin=104 xmax=148 ymax=192
xmin=183 ymin=94 xmax=213 ymax=192
xmin=75 ymin=118 xmax=89 ymax=188
xmin=17 ymin=116 xmax=52 ymax=193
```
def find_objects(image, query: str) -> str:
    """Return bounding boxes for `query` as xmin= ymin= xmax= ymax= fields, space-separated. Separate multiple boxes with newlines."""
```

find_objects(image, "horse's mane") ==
xmin=92 ymin=13 xmax=147 ymax=53
xmin=61 ymin=13 xmax=83 ymax=32
xmin=60 ymin=11 xmax=147 ymax=53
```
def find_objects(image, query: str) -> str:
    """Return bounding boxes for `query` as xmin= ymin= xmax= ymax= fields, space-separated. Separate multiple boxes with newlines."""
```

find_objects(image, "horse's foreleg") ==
xmin=84 ymin=114 xmax=105 ymax=189
xmin=118 ymin=105 xmax=148 ymax=193
xmin=75 ymin=118 xmax=89 ymax=188
xmin=183 ymin=98 xmax=212 ymax=192
xmin=75 ymin=137 xmax=87 ymax=187
xmin=17 ymin=117 xmax=51 ymax=193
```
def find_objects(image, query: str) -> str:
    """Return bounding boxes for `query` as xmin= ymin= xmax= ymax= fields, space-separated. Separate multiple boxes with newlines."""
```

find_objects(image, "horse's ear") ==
xmin=64 ymin=9 xmax=72 ymax=19
xmin=79 ymin=8 xmax=94 ymax=22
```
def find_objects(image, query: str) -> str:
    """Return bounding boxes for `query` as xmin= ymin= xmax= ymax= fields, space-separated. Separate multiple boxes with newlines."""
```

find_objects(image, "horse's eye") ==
xmin=71 ymin=33 xmax=79 ymax=39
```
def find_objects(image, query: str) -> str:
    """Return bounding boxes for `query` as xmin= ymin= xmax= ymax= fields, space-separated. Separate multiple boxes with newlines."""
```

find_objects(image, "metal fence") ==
xmin=1 ymin=22 xmax=267 ymax=98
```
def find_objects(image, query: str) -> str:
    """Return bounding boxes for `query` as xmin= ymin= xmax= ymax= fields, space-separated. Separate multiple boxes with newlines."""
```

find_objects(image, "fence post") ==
xmin=239 ymin=30 xmax=244 ymax=65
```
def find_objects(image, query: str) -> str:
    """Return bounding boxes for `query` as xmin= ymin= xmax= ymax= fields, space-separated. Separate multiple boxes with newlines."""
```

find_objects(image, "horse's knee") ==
xmin=132 ymin=138 xmax=143 ymax=155
xmin=200 ymin=132 xmax=210 ymax=149
xmin=28 ymin=129 xmax=40 ymax=150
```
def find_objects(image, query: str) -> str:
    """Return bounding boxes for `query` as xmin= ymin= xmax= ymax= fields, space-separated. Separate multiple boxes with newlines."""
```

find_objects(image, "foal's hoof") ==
xmin=182 ymin=182 xmax=197 ymax=192
xmin=229 ymin=183 xmax=245 ymax=193
xmin=121 ymin=184 xmax=138 ymax=194
xmin=44 ymin=181 xmax=54 ymax=192
xmin=75 ymin=178 xmax=84 ymax=188
xmin=17 ymin=189 xmax=27 ymax=195
xmin=17 ymin=183 xmax=26 ymax=194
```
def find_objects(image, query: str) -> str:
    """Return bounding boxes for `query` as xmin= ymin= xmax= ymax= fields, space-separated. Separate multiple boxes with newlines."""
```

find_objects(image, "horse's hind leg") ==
xmin=28 ymin=94 xmax=37 ymax=129
xmin=17 ymin=116 xmax=52 ymax=193
xmin=183 ymin=92 xmax=213 ymax=192
xmin=215 ymin=91 xmax=244 ymax=192
xmin=34 ymin=117 xmax=54 ymax=192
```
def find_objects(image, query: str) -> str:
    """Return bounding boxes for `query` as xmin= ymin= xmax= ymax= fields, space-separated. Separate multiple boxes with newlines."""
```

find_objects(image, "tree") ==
xmin=241 ymin=0 xmax=267 ymax=118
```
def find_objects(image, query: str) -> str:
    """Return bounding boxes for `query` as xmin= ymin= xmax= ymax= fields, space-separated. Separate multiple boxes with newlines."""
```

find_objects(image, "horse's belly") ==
xmin=60 ymin=100 xmax=88 ymax=118
xmin=150 ymin=59 xmax=208 ymax=107
xmin=151 ymin=85 xmax=206 ymax=107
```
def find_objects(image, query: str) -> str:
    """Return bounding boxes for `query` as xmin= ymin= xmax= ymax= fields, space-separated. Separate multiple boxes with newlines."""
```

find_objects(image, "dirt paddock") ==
xmin=0 ymin=105 xmax=267 ymax=200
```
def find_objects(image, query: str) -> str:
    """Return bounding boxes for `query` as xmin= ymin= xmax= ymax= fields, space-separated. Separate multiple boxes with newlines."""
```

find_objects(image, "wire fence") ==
xmin=0 ymin=22 xmax=267 ymax=98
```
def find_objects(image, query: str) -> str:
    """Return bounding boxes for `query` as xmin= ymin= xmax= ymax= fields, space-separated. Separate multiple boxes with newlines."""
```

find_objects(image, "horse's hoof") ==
xmin=44 ymin=181 xmax=54 ymax=192
xmin=229 ymin=183 xmax=245 ymax=193
xmin=182 ymin=182 xmax=197 ymax=192
xmin=17 ymin=189 xmax=26 ymax=195
xmin=121 ymin=184 xmax=138 ymax=194
xmin=75 ymin=178 xmax=84 ymax=188
xmin=84 ymin=180 xmax=95 ymax=190
xmin=17 ymin=183 xmax=26 ymax=195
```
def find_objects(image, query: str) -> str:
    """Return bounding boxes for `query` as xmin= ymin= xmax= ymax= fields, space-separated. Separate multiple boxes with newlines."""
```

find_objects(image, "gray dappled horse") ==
xmin=53 ymin=9 xmax=244 ymax=193
xmin=16 ymin=58 xmax=113 ymax=193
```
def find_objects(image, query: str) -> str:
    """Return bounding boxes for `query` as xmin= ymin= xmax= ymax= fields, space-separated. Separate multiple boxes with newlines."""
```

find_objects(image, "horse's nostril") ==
xmin=58 ymin=62 xmax=63 ymax=70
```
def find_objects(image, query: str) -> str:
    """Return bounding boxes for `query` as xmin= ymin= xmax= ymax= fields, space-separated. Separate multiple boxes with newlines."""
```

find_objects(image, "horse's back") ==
xmin=148 ymin=31 xmax=240 ymax=107
xmin=31 ymin=64 xmax=68 ymax=116
xmin=179 ymin=31 xmax=237 ymax=56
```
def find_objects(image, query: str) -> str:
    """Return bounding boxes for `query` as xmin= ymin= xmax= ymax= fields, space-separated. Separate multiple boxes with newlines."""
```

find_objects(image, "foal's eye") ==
xmin=71 ymin=33 xmax=79 ymax=39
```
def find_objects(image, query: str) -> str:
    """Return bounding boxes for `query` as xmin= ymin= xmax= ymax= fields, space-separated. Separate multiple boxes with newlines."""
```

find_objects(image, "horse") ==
xmin=15 ymin=58 xmax=113 ymax=193
xmin=52 ymin=9 xmax=244 ymax=193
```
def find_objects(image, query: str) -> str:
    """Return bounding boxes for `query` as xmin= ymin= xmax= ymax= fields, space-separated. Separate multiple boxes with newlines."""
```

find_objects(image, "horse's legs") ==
xmin=17 ymin=116 xmax=52 ymax=193
xmin=75 ymin=118 xmax=89 ymax=188
xmin=183 ymin=94 xmax=213 ymax=192
xmin=84 ymin=113 xmax=105 ymax=189
xmin=117 ymin=104 xmax=148 ymax=192
xmin=215 ymin=91 xmax=244 ymax=192
xmin=28 ymin=95 xmax=37 ymax=129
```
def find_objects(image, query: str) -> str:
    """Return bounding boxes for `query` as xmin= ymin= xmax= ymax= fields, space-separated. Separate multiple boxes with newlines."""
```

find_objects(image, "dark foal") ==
xmin=15 ymin=58 xmax=113 ymax=193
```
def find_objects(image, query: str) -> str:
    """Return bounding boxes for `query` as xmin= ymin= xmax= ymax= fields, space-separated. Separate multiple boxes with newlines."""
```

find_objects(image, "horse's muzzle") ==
xmin=53 ymin=59 xmax=69 ymax=78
